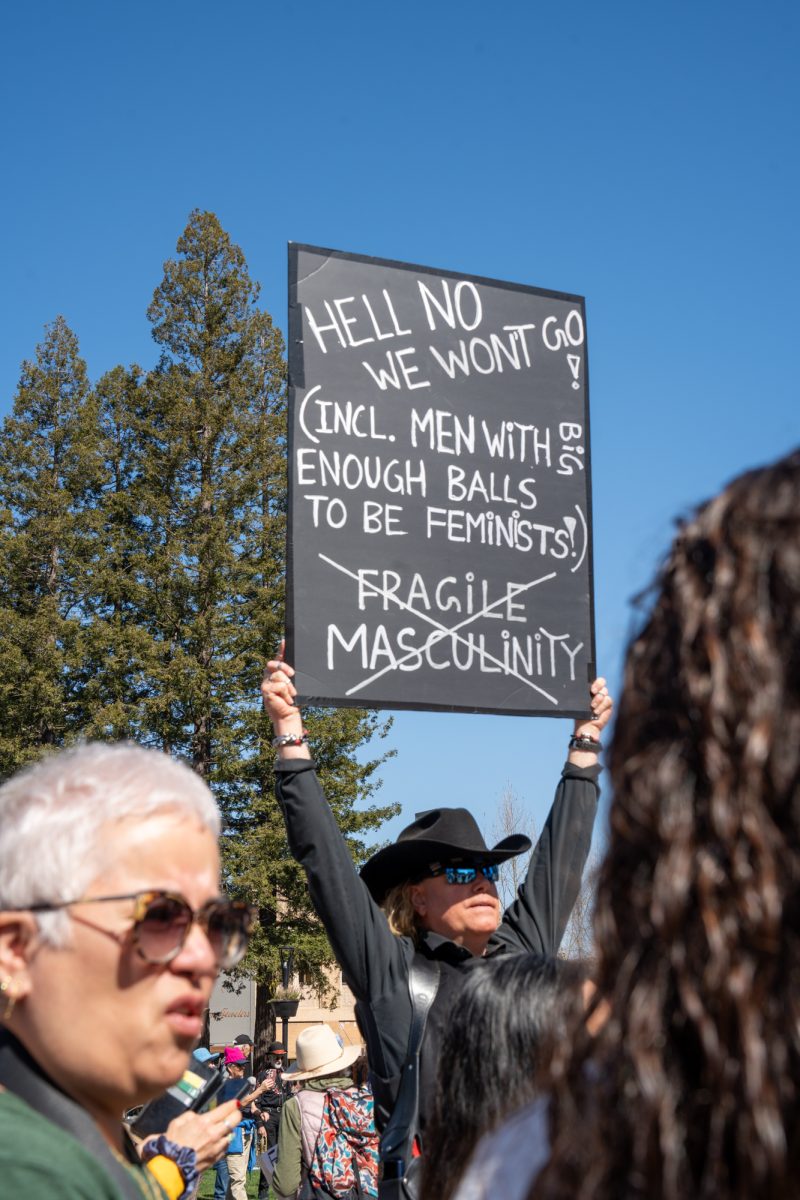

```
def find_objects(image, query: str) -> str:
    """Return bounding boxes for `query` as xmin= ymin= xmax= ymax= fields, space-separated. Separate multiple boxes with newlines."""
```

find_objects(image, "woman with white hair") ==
xmin=0 ymin=742 xmax=257 ymax=1199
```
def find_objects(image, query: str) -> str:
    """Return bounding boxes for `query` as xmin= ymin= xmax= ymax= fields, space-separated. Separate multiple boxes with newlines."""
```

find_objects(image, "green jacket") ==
xmin=272 ymin=1074 xmax=354 ymax=1200
xmin=0 ymin=1089 xmax=165 ymax=1200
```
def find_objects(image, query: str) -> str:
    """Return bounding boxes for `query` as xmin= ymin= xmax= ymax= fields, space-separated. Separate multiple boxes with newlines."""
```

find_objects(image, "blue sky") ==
xmin=2 ymin=0 xmax=798 ymax=845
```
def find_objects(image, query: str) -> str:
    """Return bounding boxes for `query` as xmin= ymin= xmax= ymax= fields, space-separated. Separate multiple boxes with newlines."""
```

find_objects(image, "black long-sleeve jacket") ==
xmin=275 ymin=758 xmax=600 ymax=1136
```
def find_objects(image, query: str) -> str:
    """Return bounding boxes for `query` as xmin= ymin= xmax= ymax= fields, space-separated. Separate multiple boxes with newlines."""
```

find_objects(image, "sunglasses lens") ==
xmin=137 ymin=895 xmax=192 ymax=962
xmin=445 ymin=867 xmax=477 ymax=884
xmin=443 ymin=864 xmax=500 ymax=884
xmin=205 ymin=901 xmax=254 ymax=968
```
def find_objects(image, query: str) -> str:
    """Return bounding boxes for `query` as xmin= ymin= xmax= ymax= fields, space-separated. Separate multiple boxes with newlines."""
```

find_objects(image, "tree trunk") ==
xmin=253 ymin=981 xmax=277 ymax=1072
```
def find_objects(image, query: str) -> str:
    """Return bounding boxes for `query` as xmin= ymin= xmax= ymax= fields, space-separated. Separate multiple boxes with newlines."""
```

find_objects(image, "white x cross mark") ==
xmin=317 ymin=554 xmax=560 ymax=703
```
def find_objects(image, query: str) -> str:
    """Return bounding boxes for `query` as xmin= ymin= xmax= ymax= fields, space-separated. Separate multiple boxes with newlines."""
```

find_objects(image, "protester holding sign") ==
xmin=261 ymin=652 xmax=611 ymax=1155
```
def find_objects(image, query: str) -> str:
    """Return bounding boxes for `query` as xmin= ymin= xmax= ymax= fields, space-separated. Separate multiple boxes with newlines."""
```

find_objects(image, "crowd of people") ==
xmin=0 ymin=445 xmax=798 ymax=1199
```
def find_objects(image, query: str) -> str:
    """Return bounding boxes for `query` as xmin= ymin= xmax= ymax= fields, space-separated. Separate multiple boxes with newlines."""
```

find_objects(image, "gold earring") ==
xmin=1 ymin=978 xmax=16 ymax=1022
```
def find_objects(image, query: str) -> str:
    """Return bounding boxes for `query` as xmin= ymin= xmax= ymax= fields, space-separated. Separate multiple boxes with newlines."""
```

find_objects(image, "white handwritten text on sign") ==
xmin=287 ymin=246 xmax=594 ymax=717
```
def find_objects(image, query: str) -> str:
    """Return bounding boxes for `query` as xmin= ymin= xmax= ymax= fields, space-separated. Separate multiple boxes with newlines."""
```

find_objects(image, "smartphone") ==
xmin=130 ymin=1053 xmax=225 ymax=1137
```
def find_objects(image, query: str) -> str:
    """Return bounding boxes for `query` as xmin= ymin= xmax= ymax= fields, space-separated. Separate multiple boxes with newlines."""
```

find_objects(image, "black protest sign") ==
xmin=286 ymin=245 xmax=595 ymax=717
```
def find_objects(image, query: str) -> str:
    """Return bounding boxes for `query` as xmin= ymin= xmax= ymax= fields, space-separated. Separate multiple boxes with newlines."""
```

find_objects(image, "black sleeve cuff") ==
xmin=561 ymin=759 xmax=601 ymax=783
xmin=274 ymin=758 xmax=319 ymax=776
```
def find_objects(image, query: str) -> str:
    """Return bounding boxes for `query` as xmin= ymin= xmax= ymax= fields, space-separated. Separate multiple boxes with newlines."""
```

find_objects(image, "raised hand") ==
xmin=261 ymin=640 xmax=310 ymax=758
xmin=569 ymin=677 xmax=613 ymax=764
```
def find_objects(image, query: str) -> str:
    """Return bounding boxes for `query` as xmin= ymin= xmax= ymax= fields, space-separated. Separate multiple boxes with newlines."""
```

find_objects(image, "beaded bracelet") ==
xmin=272 ymin=731 xmax=309 ymax=748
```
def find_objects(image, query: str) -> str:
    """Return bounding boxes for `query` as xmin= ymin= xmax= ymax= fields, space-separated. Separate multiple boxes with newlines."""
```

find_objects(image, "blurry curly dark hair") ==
xmin=531 ymin=449 xmax=800 ymax=1200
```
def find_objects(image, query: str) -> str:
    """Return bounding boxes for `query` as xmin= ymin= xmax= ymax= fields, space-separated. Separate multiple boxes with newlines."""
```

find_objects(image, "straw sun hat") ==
xmin=281 ymin=1025 xmax=362 ymax=1082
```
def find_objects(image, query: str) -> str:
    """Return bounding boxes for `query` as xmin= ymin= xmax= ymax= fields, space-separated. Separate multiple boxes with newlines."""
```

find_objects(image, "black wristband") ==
xmin=569 ymin=734 xmax=601 ymax=753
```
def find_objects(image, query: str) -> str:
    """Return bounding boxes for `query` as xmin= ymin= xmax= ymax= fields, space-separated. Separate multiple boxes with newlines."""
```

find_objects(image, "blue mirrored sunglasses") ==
xmin=428 ymin=863 xmax=500 ymax=885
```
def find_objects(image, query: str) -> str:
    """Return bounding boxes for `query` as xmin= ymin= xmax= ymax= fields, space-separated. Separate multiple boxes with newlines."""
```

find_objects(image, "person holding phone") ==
xmin=255 ymin=1040 xmax=288 ymax=1200
xmin=0 ymin=742 xmax=256 ymax=1200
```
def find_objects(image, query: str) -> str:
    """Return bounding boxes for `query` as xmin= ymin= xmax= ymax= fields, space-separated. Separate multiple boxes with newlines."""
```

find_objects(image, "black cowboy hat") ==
xmin=359 ymin=807 xmax=531 ymax=904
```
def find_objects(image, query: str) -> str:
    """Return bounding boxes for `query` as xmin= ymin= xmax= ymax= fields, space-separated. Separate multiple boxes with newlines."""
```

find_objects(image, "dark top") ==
xmin=254 ymin=1066 xmax=285 ymax=1113
xmin=275 ymin=758 xmax=600 ymax=1136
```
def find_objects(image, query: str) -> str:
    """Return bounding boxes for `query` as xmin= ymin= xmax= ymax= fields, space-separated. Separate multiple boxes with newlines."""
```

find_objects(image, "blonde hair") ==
xmin=381 ymin=882 xmax=422 ymax=942
xmin=382 ymin=876 xmax=503 ymax=942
